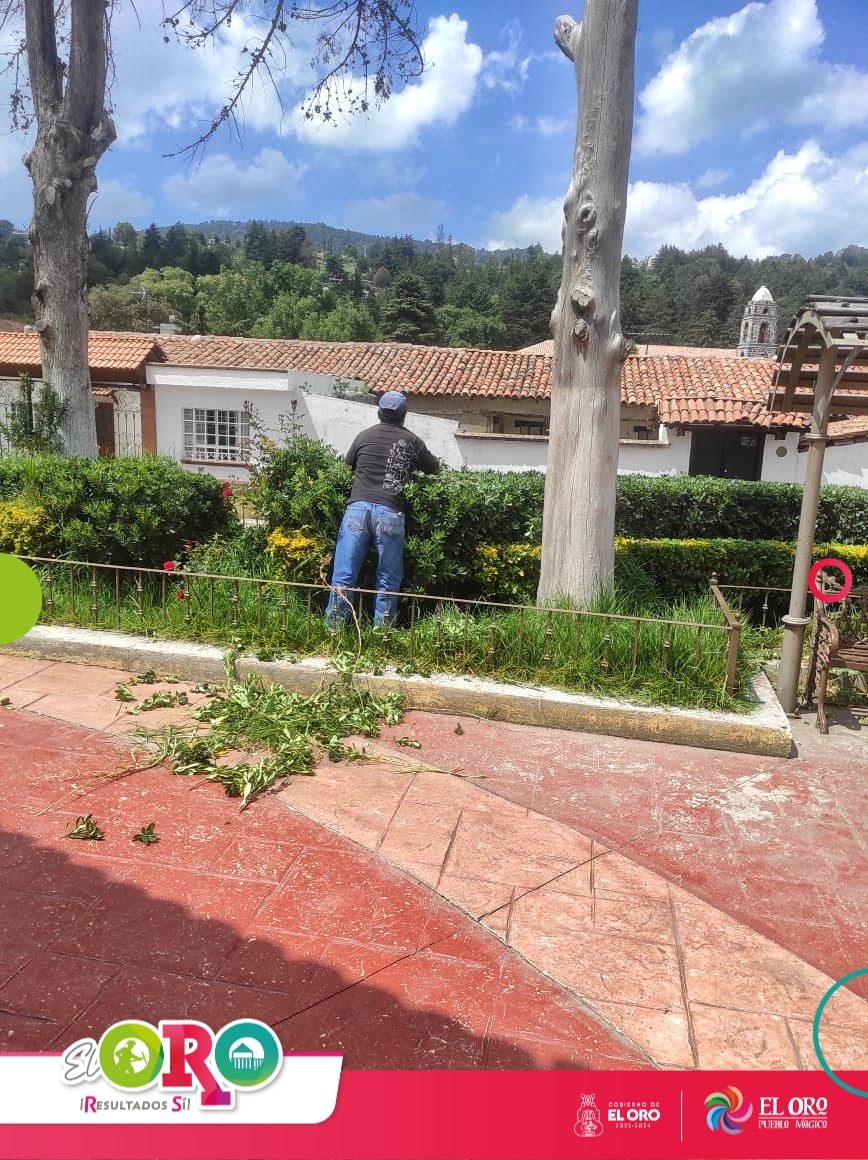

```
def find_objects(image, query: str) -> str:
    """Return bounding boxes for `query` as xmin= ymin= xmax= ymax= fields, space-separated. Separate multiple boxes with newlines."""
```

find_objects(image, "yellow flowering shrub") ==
xmin=475 ymin=542 xmax=542 ymax=602
xmin=0 ymin=501 xmax=52 ymax=555
xmin=266 ymin=527 xmax=328 ymax=581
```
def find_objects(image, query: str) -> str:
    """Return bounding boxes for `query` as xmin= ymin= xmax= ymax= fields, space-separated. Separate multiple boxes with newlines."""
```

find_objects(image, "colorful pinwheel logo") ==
xmin=705 ymin=1086 xmax=753 ymax=1134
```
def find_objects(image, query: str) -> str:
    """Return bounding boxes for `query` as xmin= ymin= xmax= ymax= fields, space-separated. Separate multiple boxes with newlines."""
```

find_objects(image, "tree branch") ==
xmin=24 ymin=0 xmax=63 ymax=120
xmin=162 ymin=0 xmax=423 ymax=157
xmin=554 ymin=14 xmax=581 ymax=62
xmin=65 ymin=0 xmax=109 ymax=130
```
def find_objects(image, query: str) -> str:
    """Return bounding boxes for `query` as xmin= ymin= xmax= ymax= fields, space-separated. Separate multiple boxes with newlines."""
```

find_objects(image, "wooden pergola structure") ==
xmin=769 ymin=295 xmax=868 ymax=714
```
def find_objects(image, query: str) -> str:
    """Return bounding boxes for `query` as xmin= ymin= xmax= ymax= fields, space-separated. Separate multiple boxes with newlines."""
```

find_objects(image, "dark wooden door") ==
xmin=95 ymin=402 xmax=116 ymax=458
xmin=688 ymin=429 xmax=763 ymax=480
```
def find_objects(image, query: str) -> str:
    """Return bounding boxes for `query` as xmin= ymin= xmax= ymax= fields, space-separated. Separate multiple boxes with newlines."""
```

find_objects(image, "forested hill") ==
xmin=189 ymin=219 xmax=444 ymax=256
xmin=0 ymin=214 xmax=864 ymax=350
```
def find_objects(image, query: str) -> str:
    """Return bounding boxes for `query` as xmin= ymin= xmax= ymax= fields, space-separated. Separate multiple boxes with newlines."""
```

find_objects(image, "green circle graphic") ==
xmin=99 ymin=1021 xmax=164 ymax=1090
xmin=0 ymin=554 xmax=41 ymax=645
xmin=812 ymin=968 xmax=868 ymax=1098
xmin=214 ymin=1020 xmax=282 ymax=1088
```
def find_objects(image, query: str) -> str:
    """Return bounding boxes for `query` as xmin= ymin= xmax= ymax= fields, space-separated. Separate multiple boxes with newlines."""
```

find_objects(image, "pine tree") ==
xmin=380 ymin=272 xmax=439 ymax=344
xmin=141 ymin=224 xmax=163 ymax=269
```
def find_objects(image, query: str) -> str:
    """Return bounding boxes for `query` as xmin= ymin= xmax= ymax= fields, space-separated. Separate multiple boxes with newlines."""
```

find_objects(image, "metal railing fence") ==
xmin=15 ymin=556 xmax=743 ymax=697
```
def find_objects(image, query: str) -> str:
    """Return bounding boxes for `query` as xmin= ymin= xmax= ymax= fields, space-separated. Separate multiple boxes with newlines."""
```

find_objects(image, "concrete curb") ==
xmin=2 ymin=625 xmax=792 ymax=757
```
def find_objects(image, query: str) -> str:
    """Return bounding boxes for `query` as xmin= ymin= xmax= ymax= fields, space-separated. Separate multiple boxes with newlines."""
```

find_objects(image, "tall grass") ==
xmin=29 ymin=557 xmax=752 ymax=712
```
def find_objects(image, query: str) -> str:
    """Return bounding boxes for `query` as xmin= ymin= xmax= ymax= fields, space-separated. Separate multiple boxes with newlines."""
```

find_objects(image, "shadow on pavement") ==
xmin=0 ymin=827 xmax=625 ymax=1070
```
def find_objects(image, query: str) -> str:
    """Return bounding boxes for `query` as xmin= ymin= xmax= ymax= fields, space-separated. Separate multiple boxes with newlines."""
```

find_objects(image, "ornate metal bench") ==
xmin=804 ymin=581 xmax=868 ymax=732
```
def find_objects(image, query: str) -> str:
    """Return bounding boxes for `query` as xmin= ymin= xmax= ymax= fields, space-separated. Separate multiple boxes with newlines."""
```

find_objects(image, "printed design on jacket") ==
xmin=382 ymin=439 xmax=417 ymax=494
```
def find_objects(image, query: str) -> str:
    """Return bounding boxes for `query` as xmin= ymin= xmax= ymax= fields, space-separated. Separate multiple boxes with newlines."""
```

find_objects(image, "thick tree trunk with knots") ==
xmin=23 ymin=0 xmax=116 ymax=458
xmin=537 ymin=0 xmax=638 ymax=605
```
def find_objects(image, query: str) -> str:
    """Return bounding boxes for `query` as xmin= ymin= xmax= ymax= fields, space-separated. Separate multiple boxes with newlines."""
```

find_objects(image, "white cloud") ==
xmin=342 ymin=192 xmax=447 ymax=237
xmin=510 ymin=115 xmax=570 ymax=137
xmin=481 ymin=20 xmax=536 ymax=94
xmin=626 ymin=141 xmax=868 ymax=257
xmin=696 ymin=168 xmax=732 ymax=189
xmin=293 ymin=14 xmax=483 ymax=151
xmin=636 ymin=0 xmax=868 ymax=156
xmin=486 ymin=141 xmax=868 ymax=258
xmin=108 ymin=5 xmax=309 ymax=143
xmin=486 ymin=194 xmax=562 ymax=252
xmin=164 ymin=149 xmax=308 ymax=218
xmin=88 ymin=179 xmax=153 ymax=227
xmin=481 ymin=19 xmax=561 ymax=95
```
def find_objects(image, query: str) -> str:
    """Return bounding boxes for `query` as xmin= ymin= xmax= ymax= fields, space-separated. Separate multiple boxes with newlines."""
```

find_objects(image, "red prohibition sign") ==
xmin=808 ymin=557 xmax=853 ymax=604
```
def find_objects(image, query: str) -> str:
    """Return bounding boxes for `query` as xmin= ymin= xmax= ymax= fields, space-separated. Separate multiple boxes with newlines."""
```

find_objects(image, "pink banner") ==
xmin=0 ymin=1069 xmax=864 ymax=1159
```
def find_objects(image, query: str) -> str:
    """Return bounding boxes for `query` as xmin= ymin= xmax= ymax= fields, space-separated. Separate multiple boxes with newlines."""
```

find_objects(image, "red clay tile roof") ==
xmin=153 ymin=334 xmax=806 ymax=428
xmin=156 ymin=335 xmax=552 ymax=400
xmin=0 ymin=331 xmax=161 ymax=375
xmin=0 ymin=329 xmax=814 ymax=430
xmin=826 ymin=416 xmax=868 ymax=444
xmin=522 ymin=339 xmax=738 ymax=359
xmin=634 ymin=355 xmax=807 ymax=429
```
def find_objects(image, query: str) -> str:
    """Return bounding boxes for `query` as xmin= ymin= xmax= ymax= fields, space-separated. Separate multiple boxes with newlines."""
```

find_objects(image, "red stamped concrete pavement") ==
xmin=0 ymin=686 xmax=646 ymax=1070
xmin=0 ymin=654 xmax=865 ymax=1073
xmin=363 ymin=708 xmax=867 ymax=997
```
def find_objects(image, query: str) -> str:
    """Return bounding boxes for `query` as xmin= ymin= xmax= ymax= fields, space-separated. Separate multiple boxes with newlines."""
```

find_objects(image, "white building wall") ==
xmin=619 ymin=430 xmax=692 ymax=476
xmin=148 ymin=365 xmax=868 ymax=490
xmin=301 ymin=391 xmax=464 ymax=467
xmin=152 ymin=372 xmax=292 ymax=480
xmin=456 ymin=434 xmax=548 ymax=471
xmin=455 ymin=429 xmax=692 ymax=475
xmin=150 ymin=367 xmax=465 ymax=477
xmin=760 ymin=432 xmax=802 ymax=483
xmin=819 ymin=443 xmax=868 ymax=489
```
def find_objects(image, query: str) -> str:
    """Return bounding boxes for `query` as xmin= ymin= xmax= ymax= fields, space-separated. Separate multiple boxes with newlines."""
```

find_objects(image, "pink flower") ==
xmin=163 ymin=561 xmax=176 ymax=572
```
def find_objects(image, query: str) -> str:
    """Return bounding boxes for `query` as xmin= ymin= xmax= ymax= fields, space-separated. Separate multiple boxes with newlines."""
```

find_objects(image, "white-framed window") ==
xmin=182 ymin=407 xmax=251 ymax=463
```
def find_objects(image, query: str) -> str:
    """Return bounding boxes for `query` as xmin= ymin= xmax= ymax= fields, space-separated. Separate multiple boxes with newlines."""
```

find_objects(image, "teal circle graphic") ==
xmin=0 ymin=554 xmax=42 ymax=645
xmin=214 ymin=1019 xmax=282 ymax=1088
xmin=812 ymin=968 xmax=868 ymax=1098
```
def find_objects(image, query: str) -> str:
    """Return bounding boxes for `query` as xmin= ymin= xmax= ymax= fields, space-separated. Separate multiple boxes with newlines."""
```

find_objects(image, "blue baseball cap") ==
xmin=378 ymin=391 xmax=407 ymax=418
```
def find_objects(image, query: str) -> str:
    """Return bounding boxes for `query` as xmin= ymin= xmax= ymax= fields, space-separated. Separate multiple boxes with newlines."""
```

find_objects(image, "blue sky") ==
xmin=0 ymin=0 xmax=865 ymax=257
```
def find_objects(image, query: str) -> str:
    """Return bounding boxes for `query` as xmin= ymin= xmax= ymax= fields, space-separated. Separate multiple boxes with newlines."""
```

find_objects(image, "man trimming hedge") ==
xmin=326 ymin=391 xmax=440 ymax=627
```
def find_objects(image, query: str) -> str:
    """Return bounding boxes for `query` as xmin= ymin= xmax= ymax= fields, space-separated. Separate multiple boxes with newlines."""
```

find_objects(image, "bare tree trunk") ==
xmin=537 ymin=1 xmax=638 ymax=605
xmin=23 ymin=0 xmax=116 ymax=457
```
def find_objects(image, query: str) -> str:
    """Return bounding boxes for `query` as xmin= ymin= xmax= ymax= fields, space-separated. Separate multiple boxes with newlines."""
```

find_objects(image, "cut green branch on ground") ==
xmin=132 ymin=669 xmax=405 ymax=809
xmin=127 ymin=691 xmax=190 ymax=714
xmin=66 ymin=814 xmax=103 ymax=840
xmin=133 ymin=822 xmax=160 ymax=845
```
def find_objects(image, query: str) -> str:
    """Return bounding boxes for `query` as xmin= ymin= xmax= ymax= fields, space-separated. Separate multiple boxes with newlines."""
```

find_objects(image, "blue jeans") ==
xmin=326 ymin=501 xmax=405 ymax=626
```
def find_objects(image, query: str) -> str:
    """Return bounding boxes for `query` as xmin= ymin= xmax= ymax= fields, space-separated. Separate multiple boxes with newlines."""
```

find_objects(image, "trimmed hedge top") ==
xmin=253 ymin=437 xmax=868 ymax=548
xmin=248 ymin=437 xmax=868 ymax=602
xmin=616 ymin=474 xmax=868 ymax=544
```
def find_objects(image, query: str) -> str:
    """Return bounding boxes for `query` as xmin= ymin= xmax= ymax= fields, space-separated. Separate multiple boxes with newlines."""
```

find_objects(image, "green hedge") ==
xmin=0 ymin=455 xmax=237 ymax=566
xmin=615 ymin=539 xmax=868 ymax=604
xmin=255 ymin=437 xmax=868 ymax=547
xmin=470 ymin=538 xmax=868 ymax=606
xmin=251 ymin=438 xmax=868 ymax=601
xmin=616 ymin=475 xmax=868 ymax=543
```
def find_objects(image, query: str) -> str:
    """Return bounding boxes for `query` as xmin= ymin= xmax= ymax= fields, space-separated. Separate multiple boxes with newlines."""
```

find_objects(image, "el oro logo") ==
xmin=62 ymin=1019 xmax=282 ymax=1110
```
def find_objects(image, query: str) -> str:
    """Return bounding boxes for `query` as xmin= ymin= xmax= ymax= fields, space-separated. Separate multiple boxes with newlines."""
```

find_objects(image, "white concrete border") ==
xmin=2 ymin=625 xmax=792 ymax=757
